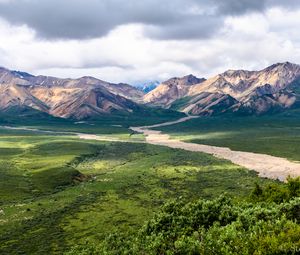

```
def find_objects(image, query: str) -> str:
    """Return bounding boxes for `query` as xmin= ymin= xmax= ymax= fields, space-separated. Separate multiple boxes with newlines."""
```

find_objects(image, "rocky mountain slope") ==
xmin=144 ymin=62 xmax=300 ymax=116
xmin=1 ymin=62 xmax=300 ymax=120
xmin=0 ymin=68 xmax=145 ymax=119
xmin=144 ymin=75 xmax=206 ymax=107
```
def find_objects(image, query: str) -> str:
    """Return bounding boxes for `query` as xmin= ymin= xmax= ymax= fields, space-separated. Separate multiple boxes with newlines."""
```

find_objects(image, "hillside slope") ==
xmin=0 ymin=68 xmax=146 ymax=119
xmin=144 ymin=62 xmax=300 ymax=116
xmin=143 ymin=75 xmax=206 ymax=107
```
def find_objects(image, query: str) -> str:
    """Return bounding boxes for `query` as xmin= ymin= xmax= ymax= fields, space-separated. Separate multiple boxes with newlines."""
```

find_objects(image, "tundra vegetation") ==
xmin=0 ymin=115 xmax=300 ymax=254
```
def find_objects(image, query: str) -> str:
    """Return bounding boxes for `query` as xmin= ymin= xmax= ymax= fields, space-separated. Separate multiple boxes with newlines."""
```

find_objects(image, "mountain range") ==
xmin=1 ymin=62 xmax=300 ymax=120
xmin=0 ymin=68 xmax=145 ymax=119
xmin=145 ymin=62 xmax=300 ymax=116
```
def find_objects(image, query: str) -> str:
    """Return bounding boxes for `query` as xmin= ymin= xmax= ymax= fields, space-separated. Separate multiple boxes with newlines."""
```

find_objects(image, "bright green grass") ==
xmin=0 ymin=129 xmax=278 ymax=254
xmin=157 ymin=113 xmax=300 ymax=162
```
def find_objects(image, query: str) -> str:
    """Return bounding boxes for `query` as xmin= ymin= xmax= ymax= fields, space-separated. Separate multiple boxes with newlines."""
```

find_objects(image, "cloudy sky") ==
xmin=0 ymin=0 xmax=300 ymax=84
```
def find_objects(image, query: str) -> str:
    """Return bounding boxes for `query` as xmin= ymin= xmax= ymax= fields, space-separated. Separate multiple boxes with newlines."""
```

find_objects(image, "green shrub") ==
xmin=68 ymin=196 xmax=300 ymax=255
xmin=251 ymin=177 xmax=300 ymax=203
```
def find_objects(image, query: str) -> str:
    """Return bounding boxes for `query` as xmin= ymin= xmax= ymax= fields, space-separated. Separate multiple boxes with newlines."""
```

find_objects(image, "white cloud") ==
xmin=0 ymin=6 xmax=300 ymax=84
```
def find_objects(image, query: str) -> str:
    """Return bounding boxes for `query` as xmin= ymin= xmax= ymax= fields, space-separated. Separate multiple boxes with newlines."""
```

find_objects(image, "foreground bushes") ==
xmin=250 ymin=177 xmax=300 ymax=203
xmin=67 ymin=194 xmax=300 ymax=255
xmin=67 ymin=178 xmax=300 ymax=254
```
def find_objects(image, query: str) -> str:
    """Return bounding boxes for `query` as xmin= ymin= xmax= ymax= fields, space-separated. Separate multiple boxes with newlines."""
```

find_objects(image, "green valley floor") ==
xmin=0 ymin=127 xmax=278 ymax=254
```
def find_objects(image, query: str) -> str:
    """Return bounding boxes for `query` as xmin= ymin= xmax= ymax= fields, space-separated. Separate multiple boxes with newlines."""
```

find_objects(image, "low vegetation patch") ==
xmin=70 ymin=178 xmax=300 ymax=254
xmin=0 ymin=128 xmax=280 ymax=254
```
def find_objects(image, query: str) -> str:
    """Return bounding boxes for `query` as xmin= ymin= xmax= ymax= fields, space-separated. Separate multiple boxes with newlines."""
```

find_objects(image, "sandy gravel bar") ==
xmin=130 ymin=116 xmax=300 ymax=181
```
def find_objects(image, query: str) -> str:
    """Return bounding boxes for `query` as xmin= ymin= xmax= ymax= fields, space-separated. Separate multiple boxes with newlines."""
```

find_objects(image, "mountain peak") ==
xmin=11 ymin=70 xmax=35 ymax=79
xmin=182 ymin=74 xmax=206 ymax=84
xmin=275 ymin=61 xmax=294 ymax=66
xmin=163 ymin=74 xmax=205 ymax=86
xmin=183 ymin=74 xmax=198 ymax=79
xmin=143 ymin=74 xmax=206 ymax=106
xmin=264 ymin=61 xmax=300 ymax=71
xmin=222 ymin=69 xmax=253 ymax=77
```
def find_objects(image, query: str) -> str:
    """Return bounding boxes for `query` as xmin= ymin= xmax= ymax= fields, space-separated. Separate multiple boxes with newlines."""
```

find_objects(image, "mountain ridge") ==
xmin=1 ymin=62 xmax=300 ymax=119
xmin=0 ymin=68 xmax=145 ymax=119
xmin=143 ymin=74 xmax=206 ymax=107
xmin=146 ymin=62 xmax=300 ymax=116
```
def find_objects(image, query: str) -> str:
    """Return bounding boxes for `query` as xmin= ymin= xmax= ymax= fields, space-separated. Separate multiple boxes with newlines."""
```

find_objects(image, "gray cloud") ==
xmin=215 ymin=0 xmax=300 ymax=15
xmin=145 ymin=14 xmax=223 ymax=40
xmin=0 ymin=0 xmax=190 ymax=39
xmin=0 ymin=0 xmax=299 ymax=40
xmin=268 ymin=0 xmax=300 ymax=9
xmin=215 ymin=0 xmax=266 ymax=15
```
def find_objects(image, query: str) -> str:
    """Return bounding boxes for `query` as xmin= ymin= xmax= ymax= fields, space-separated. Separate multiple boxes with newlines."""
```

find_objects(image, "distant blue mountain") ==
xmin=134 ymin=81 xmax=160 ymax=93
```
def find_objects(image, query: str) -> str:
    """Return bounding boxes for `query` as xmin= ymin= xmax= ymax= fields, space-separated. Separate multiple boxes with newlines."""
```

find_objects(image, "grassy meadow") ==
xmin=0 ymin=126 xmax=278 ymax=254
